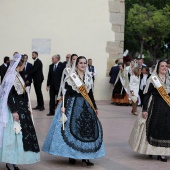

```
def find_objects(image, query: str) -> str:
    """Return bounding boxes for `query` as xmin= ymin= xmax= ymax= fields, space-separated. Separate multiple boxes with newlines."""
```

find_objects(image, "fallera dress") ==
xmin=129 ymin=77 xmax=170 ymax=155
xmin=42 ymin=83 xmax=105 ymax=159
xmin=0 ymin=74 xmax=40 ymax=164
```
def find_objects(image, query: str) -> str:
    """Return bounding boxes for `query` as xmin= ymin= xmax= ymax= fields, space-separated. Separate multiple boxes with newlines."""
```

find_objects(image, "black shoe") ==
xmin=47 ymin=113 xmax=54 ymax=116
xmin=69 ymin=158 xmax=76 ymax=164
xmin=39 ymin=107 xmax=45 ymax=111
xmin=82 ymin=159 xmax=94 ymax=166
xmin=33 ymin=106 xmax=40 ymax=110
xmin=13 ymin=164 xmax=19 ymax=170
xmin=6 ymin=164 xmax=11 ymax=170
xmin=148 ymin=155 xmax=153 ymax=158
xmin=157 ymin=156 xmax=167 ymax=162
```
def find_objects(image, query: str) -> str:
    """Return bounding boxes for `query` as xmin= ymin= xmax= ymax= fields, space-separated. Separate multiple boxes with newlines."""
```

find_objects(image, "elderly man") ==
xmin=46 ymin=54 xmax=64 ymax=116
xmin=88 ymin=58 xmax=97 ymax=81
xmin=63 ymin=54 xmax=71 ymax=68
xmin=138 ymin=58 xmax=146 ymax=69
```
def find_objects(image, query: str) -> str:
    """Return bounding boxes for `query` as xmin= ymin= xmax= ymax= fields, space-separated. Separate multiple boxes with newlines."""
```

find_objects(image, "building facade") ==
xmin=0 ymin=0 xmax=125 ymax=100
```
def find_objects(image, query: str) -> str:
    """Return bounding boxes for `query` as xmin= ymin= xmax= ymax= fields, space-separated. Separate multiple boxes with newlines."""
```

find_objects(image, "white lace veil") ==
xmin=57 ymin=56 xmax=74 ymax=100
xmin=65 ymin=56 xmax=72 ymax=68
xmin=57 ymin=54 xmax=80 ymax=99
xmin=63 ymin=56 xmax=94 ymax=94
xmin=144 ymin=60 xmax=170 ymax=94
xmin=0 ymin=54 xmax=22 ymax=148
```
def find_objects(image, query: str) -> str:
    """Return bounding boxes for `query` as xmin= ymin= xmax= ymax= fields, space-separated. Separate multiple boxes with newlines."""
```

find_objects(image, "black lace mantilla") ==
xmin=61 ymin=97 xmax=103 ymax=153
xmin=8 ymin=86 xmax=40 ymax=153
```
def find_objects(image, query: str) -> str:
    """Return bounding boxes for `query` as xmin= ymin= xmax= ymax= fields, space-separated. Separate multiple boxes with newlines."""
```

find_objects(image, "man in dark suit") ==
xmin=0 ymin=56 xmax=10 ymax=83
xmin=46 ymin=54 xmax=64 ymax=116
xmin=26 ymin=51 xmax=45 ymax=111
xmin=63 ymin=54 xmax=71 ymax=68
xmin=88 ymin=59 xmax=97 ymax=82
xmin=109 ymin=59 xmax=120 ymax=85
xmin=20 ymin=54 xmax=33 ymax=105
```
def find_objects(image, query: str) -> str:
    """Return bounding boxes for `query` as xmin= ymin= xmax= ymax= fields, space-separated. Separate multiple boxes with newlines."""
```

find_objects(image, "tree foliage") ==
xmin=125 ymin=1 xmax=170 ymax=62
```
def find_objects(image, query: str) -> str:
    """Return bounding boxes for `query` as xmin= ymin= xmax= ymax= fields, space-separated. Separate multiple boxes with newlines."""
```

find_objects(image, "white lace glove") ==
xmin=13 ymin=121 xmax=22 ymax=134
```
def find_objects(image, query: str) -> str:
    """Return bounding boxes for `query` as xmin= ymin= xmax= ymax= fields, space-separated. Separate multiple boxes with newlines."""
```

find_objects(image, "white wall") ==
xmin=0 ymin=0 xmax=115 ymax=100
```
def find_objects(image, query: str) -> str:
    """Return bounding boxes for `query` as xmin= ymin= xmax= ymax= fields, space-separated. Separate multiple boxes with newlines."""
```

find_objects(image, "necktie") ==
xmin=53 ymin=65 xmax=57 ymax=71
xmin=25 ymin=64 xmax=27 ymax=72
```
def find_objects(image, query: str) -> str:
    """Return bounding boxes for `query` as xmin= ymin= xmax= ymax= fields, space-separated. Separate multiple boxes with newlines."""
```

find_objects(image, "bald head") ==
xmin=66 ymin=54 xmax=71 ymax=62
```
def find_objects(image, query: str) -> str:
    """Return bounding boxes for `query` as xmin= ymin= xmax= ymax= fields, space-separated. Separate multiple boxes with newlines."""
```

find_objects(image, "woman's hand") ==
xmin=142 ymin=112 xmax=148 ymax=119
xmin=61 ymin=107 xmax=65 ymax=114
xmin=13 ymin=112 xmax=19 ymax=122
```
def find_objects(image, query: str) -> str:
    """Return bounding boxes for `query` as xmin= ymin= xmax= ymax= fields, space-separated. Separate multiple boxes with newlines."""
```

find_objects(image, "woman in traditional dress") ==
xmin=112 ymin=63 xmax=130 ymax=105
xmin=128 ymin=60 xmax=136 ymax=76
xmin=57 ymin=54 xmax=78 ymax=101
xmin=42 ymin=56 xmax=105 ymax=166
xmin=0 ymin=54 xmax=40 ymax=170
xmin=129 ymin=68 xmax=140 ymax=115
xmin=139 ymin=67 xmax=151 ymax=107
xmin=129 ymin=60 xmax=170 ymax=162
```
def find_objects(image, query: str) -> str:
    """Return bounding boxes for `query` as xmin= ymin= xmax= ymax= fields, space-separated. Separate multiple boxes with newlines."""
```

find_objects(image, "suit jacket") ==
xmin=0 ymin=64 xmax=8 ymax=82
xmin=47 ymin=62 xmax=64 ymax=90
xmin=62 ymin=61 xmax=67 ymax=68
xmin=20 ymin=62 xmax=33 ymax=86
xmin=28 ymin=58 xmax=44 ymax=82
xmin=109 ymin=65 xmax=119 ymax=84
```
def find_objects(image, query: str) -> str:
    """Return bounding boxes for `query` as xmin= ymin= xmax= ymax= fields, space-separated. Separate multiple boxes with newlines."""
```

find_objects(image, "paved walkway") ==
xmin=0 ymin=101 xmax=170 ymax=170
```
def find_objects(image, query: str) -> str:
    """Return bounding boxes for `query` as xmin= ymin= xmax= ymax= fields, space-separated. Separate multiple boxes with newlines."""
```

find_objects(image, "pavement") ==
xmin=0 ymin=100 xmax=170 ymax=170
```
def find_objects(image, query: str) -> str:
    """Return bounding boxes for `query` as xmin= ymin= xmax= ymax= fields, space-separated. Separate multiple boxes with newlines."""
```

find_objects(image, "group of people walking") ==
xmin=110 ymin=58 xmax=150 ymax=115
xmin=0 ymin=53 xmax=103 ymax=170
xmin=110 ymin=57 xmax=170 ymax=162
xmin=1 ymin=52 xmax=170 ymax=170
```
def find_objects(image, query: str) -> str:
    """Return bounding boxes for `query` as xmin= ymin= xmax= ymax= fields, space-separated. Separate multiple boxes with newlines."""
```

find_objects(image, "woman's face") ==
xmin=71 ymin=56 xmax=78 ymax=65
xmin=76 ymin=58 xmax=87 ymax=71
xmin=142 ymin=68 xmax=147 ymax=74
xmin=119 ymin=65 xmax=123 ymax=70
xmin=131 ymin=61 xmax=135 ymax=67
xmin=138 ymin=68 xmax=142 ymax=75
xmin=158 ymin=62 xmax=168 ymax=75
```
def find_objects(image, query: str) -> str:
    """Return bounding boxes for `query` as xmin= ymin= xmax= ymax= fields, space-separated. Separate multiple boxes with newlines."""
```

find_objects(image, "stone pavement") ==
xmin=0 ymin=101 xmax=170 ymax=170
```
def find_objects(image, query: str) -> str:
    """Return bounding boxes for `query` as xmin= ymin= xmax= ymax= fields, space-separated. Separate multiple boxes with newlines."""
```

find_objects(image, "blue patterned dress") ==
xmin=42 ymin=84 xmax=105 ymax=159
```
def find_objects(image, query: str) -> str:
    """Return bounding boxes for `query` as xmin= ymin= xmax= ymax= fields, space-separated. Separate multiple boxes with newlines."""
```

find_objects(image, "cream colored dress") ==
xmin=129 ymin=75 xmax=140 ymax=103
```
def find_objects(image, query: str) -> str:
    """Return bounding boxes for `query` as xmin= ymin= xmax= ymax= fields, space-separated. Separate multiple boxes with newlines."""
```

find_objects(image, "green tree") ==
xmin=125 ymin=0 xmax=170 ymax=60
xmin=126 ymin=4 xmax=170 ymax=63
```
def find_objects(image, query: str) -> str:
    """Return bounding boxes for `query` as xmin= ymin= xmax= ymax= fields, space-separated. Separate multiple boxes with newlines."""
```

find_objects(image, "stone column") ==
xmin=106 ymin=0 xmax=125 ymax=76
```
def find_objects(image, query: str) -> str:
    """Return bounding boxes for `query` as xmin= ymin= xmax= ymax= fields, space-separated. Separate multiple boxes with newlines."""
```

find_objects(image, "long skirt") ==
xmin=42 ymin=97 xmax=105 ymax=159
xmin=0 ymin=109 xmax=40 ymax=164
xmin=112 ymin=79 xmax=129 ymax=104
xmin=129 ymin=96 xmax=170 ymax=156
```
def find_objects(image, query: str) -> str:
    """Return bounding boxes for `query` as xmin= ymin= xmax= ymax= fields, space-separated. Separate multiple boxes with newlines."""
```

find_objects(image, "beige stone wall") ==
xmin=106 ymin=0 xmax=125 ymax=76
xmin=0 ymin=0 xmax=125 ymax=101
